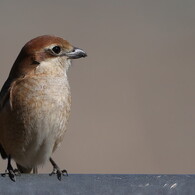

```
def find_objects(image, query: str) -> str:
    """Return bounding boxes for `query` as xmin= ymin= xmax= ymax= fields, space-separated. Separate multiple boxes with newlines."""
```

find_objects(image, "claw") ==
xmin=49 ymin=157 xmax=68 ymax=180
xmin=1 ymin=156 xmax=20 ymax=182
xmin=62 ymin=169 xmax=68 ymax=176
xmin=8 ymin=169 xmax=16 ymax=182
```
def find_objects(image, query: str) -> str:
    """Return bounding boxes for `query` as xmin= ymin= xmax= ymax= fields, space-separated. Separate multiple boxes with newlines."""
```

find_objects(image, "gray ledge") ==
xmin=0 ymin=174 xmax=195 ymax=195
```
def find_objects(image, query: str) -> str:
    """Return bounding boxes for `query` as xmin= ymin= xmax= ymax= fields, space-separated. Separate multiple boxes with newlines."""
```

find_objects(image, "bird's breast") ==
xmin=3 ymin=75 xmax=71 ymax=167
xmin=12 ymin=75 xmax=71 ymax=123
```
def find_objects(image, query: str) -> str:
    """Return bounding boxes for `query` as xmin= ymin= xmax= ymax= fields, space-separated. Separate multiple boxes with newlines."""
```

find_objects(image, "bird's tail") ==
xmin=16 ymin=163 xmax=32 ymax=173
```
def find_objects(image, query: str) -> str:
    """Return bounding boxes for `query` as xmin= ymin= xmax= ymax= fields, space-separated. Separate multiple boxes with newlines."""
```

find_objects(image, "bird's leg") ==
xmin=1 ymin=155 xmax=20 ymax=181
xmin=49 ymin=157 xmax=68 ymax=180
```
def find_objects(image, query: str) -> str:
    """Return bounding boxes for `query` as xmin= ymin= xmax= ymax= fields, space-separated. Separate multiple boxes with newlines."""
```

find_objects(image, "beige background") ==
xmin=0 ymin=0 xmax=195 ymax=174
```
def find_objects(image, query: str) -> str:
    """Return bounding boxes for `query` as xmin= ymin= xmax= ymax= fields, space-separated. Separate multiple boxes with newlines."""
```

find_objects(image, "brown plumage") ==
xmin=0 ymin=35 xmax=87 ymax=181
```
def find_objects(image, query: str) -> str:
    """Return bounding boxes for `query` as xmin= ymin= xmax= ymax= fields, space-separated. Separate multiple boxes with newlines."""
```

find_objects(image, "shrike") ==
xmin=0 ymin=35 xmax=87 ymax=181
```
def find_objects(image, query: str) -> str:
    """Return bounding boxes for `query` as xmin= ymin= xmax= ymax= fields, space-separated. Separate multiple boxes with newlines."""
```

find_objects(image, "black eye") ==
xmin=52 ymin=46 xmax=61 ymax=54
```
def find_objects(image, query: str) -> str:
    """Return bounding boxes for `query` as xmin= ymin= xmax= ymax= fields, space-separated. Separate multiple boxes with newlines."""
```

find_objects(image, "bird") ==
xmin=0 ymin=35 xmax=87 ymax=181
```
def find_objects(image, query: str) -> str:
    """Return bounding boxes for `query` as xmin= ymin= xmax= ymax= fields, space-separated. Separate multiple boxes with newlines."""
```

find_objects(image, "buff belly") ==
xmin=0 ymin=76 xmax=71 ymax=168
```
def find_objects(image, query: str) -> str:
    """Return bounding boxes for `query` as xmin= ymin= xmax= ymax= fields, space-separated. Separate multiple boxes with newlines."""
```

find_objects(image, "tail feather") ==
xmin=0 ymin=143 xmax=37 ymax=174
xmin=16 ymin=163 xmax=32 ymax=173
xmin=0 ymin=144 xmax=8 ymax=159
xmin=33 ymin=166 xmax=38 ymax=174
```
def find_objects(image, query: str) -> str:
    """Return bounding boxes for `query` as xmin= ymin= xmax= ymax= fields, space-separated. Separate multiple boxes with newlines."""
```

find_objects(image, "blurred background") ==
xmin=0 ymin=0 xmax=195 ymax=174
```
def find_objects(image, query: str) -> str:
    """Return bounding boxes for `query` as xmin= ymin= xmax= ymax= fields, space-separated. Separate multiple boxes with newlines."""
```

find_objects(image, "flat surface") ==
xmin=0 ymin=174 xmax=195 ymax=195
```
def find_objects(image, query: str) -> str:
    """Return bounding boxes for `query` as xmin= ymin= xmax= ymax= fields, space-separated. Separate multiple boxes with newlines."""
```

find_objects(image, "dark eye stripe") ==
xmin=52 ymin=46 xmax=61 ymax=54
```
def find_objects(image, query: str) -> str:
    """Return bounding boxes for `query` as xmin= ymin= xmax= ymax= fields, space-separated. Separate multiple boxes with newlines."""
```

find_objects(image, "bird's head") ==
xmin=9 ymin=35 xmax=87 ymax=78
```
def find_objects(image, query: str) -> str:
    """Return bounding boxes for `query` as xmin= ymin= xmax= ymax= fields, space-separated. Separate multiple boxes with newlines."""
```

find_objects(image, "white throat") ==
xmin=35 ymin=57 xmax=71 ymax=75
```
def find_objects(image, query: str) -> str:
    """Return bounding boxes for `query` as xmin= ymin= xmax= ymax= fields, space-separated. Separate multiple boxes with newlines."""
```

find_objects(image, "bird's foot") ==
xmin=49 ymin=157 xmax=68 ymax=180
xmin=49 ymin=168 xmax=68 ymax=180
xmin=1 ymin=155 xmax=20 ymax=182
xmin=1 ymin=168 xmax=21 ymax=182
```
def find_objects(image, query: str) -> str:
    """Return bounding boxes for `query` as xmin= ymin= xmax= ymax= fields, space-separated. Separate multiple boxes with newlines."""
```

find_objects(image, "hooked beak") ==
xmin=66 ymin=47 xmax=87 ymax=59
